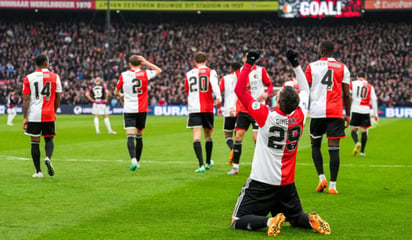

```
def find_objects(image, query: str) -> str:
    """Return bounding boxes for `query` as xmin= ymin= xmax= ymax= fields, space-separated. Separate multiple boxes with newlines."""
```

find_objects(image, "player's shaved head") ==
xmin=129 ymin=55 xmax=142 ymax=67
xmin=35 ymin=55 xmax=49 ymax=68
xmin=319 ymin=40 xmax=334 ymax=57
xmin=194 ymin=52 xmax=207 ymax=64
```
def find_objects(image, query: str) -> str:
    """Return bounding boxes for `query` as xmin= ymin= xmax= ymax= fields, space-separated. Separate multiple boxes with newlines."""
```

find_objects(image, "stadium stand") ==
xmin=0 ymin=11 xmax=411 ymax=107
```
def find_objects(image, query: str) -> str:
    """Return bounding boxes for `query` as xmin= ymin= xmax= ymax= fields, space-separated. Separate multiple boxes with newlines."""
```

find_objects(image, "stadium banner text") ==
xmin=0 ymin=105 xmax=221 ymax=116
xmin=278 ymin=0 xmax=363 ymax=18
xmin=364 ymin=0 xmax=412 ymax=10
xmin=94 ymin=1 xmax=278 ymax=11
xmin=4 ymin=105 xmax=412 ymax=118
xmin=0 ymin=0 xmax=96 ymax=9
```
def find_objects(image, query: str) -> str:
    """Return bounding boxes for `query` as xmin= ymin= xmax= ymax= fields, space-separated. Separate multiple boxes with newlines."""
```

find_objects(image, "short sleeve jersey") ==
xmin=185 ymin=66 xmax=221 ymax=113
xmin=237 ymin=65 xmax=272 ymax=113
xmin=350 ymin=79 xmax=377 ymax=114
xmin=116 ymin=69 xmax=156 ymax=113
xmin=89 ymin=84 xmax=107 ymax=104
xmin=22 ymin=68 xmax=62 ymax=122
xmin=305 ymin=57 xmax=350 ymax=118
xmin=219 ymin=71 xmax=239 ymax=117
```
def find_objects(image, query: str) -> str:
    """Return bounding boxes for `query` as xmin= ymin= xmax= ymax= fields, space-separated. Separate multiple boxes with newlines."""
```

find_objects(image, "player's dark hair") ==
xmin=230 ymin=62 xmax=242 ymax=72
xmin=35 ymin=55 xmax=48 ymax=68
xmin=129 ymin=55 xmax=142 ymax=67
xmin=320 ymin=40 xmax=334 ymax=56
xmin=195 ymin=52 xmax=207 ymax=64
xmin=279 ymin=86 xmax=300 ymax=114
xmin=357 ymin=72 xmax=367 ymax=79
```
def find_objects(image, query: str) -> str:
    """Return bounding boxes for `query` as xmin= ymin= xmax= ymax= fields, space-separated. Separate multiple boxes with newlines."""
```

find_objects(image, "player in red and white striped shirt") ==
xmin=305 ymin=40 xmax=352 ymax=194
xmin=185 ymin=52 xmax=221 ymax=173
xmin=217 ymin=62 xmax=241 ymax=162
xmin=350 ymin=72 xmax=379 ymax=157
xmin=228 ymin=51 xmax=273 ymax=175
xmin=22 ymin=55 xmax=62 ymax=178
xmin=231 ymin=49 xmax=330 ymax=236
xmin=114 ymin=55 xmax=162 ymax=171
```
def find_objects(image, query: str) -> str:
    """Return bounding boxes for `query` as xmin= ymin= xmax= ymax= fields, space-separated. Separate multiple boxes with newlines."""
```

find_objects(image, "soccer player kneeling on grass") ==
xmin=231 ymin=49 xmax=331 ymax=236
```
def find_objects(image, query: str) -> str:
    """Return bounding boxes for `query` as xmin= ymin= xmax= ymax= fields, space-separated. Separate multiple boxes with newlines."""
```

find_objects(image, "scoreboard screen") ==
xmin=279 ymin=0 xmax=364 ymax=18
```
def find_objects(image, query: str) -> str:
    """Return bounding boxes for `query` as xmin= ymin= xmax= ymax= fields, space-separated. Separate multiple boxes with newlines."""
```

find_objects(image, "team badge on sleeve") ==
xmin=252 ymin=102 xmax=260 ymax=110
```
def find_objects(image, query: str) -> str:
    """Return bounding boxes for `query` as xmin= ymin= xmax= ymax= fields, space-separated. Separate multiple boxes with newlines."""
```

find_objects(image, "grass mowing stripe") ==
xmin=0 ymin=115 xmax=411 ymax=240
xmin=2 ymin=155 xmax=412 ymax=168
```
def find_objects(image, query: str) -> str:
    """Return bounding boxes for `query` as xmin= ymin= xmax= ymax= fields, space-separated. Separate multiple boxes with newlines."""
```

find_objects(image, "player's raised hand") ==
xmin=286 ymin=49 xmax=299 ymax=67
xmin=137 ymin=55 xmax=147 ymax=64
xmin=246 ymin=49 xmax=260 ymax=65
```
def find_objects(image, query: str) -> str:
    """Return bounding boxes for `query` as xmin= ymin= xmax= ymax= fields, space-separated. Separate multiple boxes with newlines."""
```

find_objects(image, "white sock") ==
xmin=319 ymin=174 xmax=326 ymax=181
xmin=329 ymin=181 xmax=336 ymax=189
xmin=94 ymin=117 xmax=99 ymax=132
xmin=104 ymin=118 xmax=113 ymax=132
xmin=233 ymin=164 xmax=239 ymax=169
xmin=267 ymin=218 xmax=272 ymax=227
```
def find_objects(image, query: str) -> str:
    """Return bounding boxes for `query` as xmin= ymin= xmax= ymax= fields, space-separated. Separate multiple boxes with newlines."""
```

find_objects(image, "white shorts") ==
xmin=7 ymin=107 xmax=16 ymax=115
xmin=92 ymin=103 xmax=108 ymax=115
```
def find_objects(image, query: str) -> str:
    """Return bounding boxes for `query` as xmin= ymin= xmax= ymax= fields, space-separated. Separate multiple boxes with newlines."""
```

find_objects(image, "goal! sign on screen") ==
xmin=279 ymin=0 xmax=363 ymax=18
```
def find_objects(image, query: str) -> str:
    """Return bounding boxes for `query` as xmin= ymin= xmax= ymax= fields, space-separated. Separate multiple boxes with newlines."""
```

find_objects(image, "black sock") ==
xmin=328 ymin=147 xmax=340 ymax=182
xmin=289 ymin=213 xmax=312 ymax=229
xmin=225 ymin=137 xmax=234 ymax=150
xmin=233 ymin=141 xmax=242 ymax=164
xmin=193 ymin=140 xmax=203 ymax=167
xmin=361 ymin=132 xmax=368 ymax=153
xmin=205 ymin=140 xmax=213 ymax=165
xmin=31 ymin=142 xmax=41 ymax=173
xmin=311 ymin=142 xmax=324 ymax=175
xmin=351 ymin=130 xmax=358 ymax=144
xmin=44 ymin=137 xmax=54 ymax=159
xmin=232 ymin=215 xmax=268 ymax=230
xmin=127 ymin=135 xmax=136 ymax=159
xmin=135 ymin=135 xmax=143 ymax=162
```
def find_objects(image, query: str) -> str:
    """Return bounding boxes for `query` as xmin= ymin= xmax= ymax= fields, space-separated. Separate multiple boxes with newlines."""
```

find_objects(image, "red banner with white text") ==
xmin=0 ymin=0 xmax=96 ymax=9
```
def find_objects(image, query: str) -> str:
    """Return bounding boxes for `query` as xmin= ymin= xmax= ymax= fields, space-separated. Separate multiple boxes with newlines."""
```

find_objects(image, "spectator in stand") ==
xmin=0 ymin=13 xmax=410 ymax=108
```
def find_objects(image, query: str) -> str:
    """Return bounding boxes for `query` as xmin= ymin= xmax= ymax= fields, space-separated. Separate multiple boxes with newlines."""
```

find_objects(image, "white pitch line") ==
xmin=1 ymin=155 xmax=411 ymax=168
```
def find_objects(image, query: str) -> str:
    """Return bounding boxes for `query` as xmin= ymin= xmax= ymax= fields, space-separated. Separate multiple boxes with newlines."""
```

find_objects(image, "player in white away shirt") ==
xmin=231 ymin=50 xmax=331 ymax=236
xmin=350 ymin=72 xmax=379 ymax=157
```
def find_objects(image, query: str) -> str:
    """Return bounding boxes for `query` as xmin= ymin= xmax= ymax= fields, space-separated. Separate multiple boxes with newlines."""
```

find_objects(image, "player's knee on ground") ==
xmin=231 ymin=215 xmax=268 ymax=231
xmin=288 ymin=214 xmax=311 ymax=229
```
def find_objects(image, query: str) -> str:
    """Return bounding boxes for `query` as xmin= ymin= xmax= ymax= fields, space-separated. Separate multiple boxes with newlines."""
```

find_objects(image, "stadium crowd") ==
xmin=0 ymin=12 xmax=411 ymax=107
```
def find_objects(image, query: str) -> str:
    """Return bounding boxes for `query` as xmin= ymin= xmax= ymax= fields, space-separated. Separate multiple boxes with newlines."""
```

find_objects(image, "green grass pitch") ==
xmin=0 ymin=115 xmax=411 ymax=240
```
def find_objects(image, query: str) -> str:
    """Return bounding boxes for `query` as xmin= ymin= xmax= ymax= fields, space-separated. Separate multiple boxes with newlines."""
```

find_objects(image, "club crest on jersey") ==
xmin=252 ymin=102 xmax=260 ymax=110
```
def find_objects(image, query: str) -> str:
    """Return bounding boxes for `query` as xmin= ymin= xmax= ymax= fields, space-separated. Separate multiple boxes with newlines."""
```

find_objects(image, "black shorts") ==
xmin=25 ymin=122 xmax=56 ymax=137
xmin=310 ymin=118 xmax=345 ymax=139
xmin=224 ymin=117 xmax=237 ymax=132
xmin=235 ymin=112 xmax=258 ymax=131
xmin=232 ymin=179 xmax=304 ymax=219
xmin=124 ymin=112 xmax=147 ymax=130
xmin=187 ymin=112 xmax=214 ymax=129
xmin=350 ymin=112 xmax=371 ymax=128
